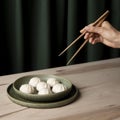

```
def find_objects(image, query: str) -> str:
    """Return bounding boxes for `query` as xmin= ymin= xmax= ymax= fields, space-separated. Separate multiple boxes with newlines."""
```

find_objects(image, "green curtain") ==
xmin=0 ymin=0 xmax=120 ymax=75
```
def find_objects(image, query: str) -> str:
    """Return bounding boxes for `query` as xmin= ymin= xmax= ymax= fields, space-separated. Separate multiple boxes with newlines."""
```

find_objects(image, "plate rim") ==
xmin=7 ymin=84 xmax=79 ymax=109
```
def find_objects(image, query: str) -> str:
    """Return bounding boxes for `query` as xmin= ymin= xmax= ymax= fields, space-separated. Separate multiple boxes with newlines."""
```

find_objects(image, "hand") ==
xmin=80 ymin=21 xmax=120 ymax=48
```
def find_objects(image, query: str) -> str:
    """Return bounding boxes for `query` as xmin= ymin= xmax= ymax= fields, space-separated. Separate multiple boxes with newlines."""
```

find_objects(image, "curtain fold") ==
xmin=30 ymin=0 xmax=51 ymax=69
xmin=1 ymin=0 xmax=23 ymax=74
xmin=0 ymin=0 xmax=120 ymax=75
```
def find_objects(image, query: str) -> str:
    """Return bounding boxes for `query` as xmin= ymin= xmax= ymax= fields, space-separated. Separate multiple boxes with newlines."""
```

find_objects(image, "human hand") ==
xmin=80 ymin=21 xmax=120 ymax=48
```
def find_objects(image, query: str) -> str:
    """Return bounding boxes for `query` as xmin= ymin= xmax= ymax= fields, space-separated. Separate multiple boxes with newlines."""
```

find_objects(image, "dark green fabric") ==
xmin=0 ymin=0 xmax=120 ymax=75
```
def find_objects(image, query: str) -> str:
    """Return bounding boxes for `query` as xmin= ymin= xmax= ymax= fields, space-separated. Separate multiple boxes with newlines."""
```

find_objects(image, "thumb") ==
xmin=84 ymin=25 xmax=103 ymax=35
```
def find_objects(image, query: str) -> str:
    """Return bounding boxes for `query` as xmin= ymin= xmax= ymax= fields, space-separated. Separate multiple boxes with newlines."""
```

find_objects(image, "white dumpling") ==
xmin=19 ymin=84 xmax=35 ymax=94
xmin=52 ymin=83 xmax=66 ymax=93
xmin=29 ymin=77 xmax=41 ymax=87
xmin=47 ymin=78 xmax=59 ymax=87
xmin=38 ymin=88 xmax=50 ymax=95
xmin=36 ymin=81 xmax=50 ymax=91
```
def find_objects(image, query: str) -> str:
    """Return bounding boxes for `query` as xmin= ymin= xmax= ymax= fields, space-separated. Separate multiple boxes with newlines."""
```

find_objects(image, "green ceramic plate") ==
xmin=13 ymin=74 xmax=72 ymax=102
xmin=7 ymin=84 xmax=79 ymax=109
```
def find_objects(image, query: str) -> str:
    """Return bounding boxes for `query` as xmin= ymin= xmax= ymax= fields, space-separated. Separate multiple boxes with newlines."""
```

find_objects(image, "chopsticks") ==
xmin=58 ymin=10 xmax=110 ymax=65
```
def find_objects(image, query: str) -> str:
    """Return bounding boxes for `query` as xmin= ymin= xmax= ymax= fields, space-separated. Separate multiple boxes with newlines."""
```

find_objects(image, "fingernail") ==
xmin=80 ymin=28 xmax=85 ymax=33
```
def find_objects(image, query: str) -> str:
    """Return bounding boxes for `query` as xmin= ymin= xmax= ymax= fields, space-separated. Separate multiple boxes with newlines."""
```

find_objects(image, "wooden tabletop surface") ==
xmin=0 ymin=58 xmax=120 ymax=120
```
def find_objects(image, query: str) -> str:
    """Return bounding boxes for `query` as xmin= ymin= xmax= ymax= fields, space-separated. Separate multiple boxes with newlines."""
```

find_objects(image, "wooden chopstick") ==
xmin=59 ymin=10 xmax=109 ymax=57
xmin=66 ymin=16 xmax=107 ymax=65
xmin=58 ymin=31 xmax=86 ymax=56
xmin=58 ymin=10 xmax=109 ymax=64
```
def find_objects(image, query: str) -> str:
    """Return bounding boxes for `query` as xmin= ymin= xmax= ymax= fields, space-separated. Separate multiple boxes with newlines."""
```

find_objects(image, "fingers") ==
xmin=80 ymin=28 xmax=85 ymax=33
xmin=80 ymin=26 xmax=101 ymax=44
xmin=88 ymin=35 xmax=102 ymax=44
xmin=80 ymin=23 xmax=93 ymax=33
xmin=84 ymin=26 xmax=103 ymax=35
xmin=84 ymin=32 xmax=89 ymax=39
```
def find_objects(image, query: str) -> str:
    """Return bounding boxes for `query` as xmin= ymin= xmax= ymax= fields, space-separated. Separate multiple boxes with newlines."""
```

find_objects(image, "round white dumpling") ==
xmin=52 ymin=83 xmax=66 ymax=93
xmin=29 ymin=77 xmax=41 ymax=87
xmin=36 ymin=81 xmax=50 ymax=91
xmin=38 ymin=88 xmax=50 ymax=95
xmin=19 ymin=84 xmax=35 ymax=94
xmin=47 ymin=78 xmax=59 ymax=87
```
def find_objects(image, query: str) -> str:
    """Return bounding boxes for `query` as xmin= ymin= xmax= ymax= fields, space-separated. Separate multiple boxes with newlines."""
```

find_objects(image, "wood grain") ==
xmin=0 ymin=58 xmax=120 ymax=120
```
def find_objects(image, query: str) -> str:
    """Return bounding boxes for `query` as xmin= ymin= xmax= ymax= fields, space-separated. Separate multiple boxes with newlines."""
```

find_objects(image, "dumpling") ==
xmin=52 ymin=83 xmax=66 ymax=93
xmin=38 ymin=88 xmax=50 ymax=95
xmin=29 ymin=77 xmax=41 ymax=87
xmin=19 ymin=84 xmax=35 ymax=94
xmin=36 ymin=81 xmax=50 ymax=91
xmin=47 ymin=78 xmax=59 ymax=87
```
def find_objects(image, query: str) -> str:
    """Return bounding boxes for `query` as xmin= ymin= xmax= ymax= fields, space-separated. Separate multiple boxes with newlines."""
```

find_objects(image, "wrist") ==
xmin=115 ymin=31 xmax=120 ymax=48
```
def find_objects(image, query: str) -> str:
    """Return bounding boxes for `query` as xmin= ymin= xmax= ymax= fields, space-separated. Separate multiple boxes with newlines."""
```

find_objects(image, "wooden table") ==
xmin=0 ymin=58 xmax=120 ymax=120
